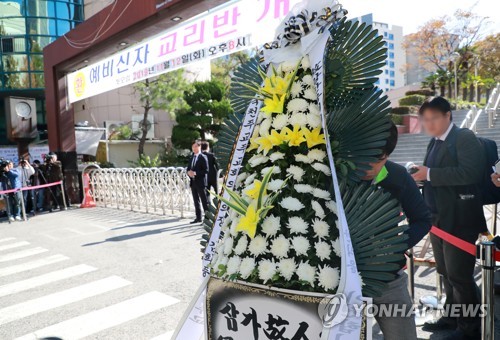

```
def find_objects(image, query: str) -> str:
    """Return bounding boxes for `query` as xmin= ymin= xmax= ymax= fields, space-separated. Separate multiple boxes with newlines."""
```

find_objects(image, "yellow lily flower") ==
xmin=236 ymin=203 xmax=259 ymax=239
xmin=261 ymin=73 xmax=294 ymax=97
xmin=255 ymin=130 xmax=283 ymax=155
xmin=245 ymin=180 xmax=264 ymax=199
xmin=282 ymin=125 xmax=306 ymax=147
xmin=261 ymin=94 xmax=286 ymax=116
xmin=302 ymin=127 xmax=327 ymax=148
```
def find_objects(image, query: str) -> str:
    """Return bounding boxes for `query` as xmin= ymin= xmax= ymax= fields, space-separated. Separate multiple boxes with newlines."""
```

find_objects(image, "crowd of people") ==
xmin=0 ymin=152 xmax=65 ymax=222
xmin=186 ymin=96 xmax=500 ymax=340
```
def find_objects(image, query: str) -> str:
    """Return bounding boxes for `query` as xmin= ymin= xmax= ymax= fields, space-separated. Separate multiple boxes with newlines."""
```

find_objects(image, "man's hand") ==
xmin=491 ymin=173 xmax=500 ymax=188
xmin=411 ymin=165 xmax=429 ymax=182
xmin=187 ymin=170 xmax=196 ymax=178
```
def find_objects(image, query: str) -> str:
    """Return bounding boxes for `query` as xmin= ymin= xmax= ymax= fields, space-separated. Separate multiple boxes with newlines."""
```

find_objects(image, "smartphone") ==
xmin=495 ymin=159 xmax=500 ymax=174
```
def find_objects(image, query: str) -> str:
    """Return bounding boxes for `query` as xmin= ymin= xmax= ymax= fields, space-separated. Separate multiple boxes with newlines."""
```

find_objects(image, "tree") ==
xmin=211 ymin=51 xmax=251 ymax=91
xmin=133 ymin=69 xmax=191 ymax=157
xmin=172 ymin=80 xmax=233 ymax=149
xmin=474 ymin=33 xmax=500 ymax=82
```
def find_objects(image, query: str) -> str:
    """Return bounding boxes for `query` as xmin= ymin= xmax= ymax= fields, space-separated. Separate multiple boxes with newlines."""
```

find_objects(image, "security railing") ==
xmin=88 ymin=167 xmax=194 ymax=217
xmin=460 ymin=83 xmax=500 ymax=132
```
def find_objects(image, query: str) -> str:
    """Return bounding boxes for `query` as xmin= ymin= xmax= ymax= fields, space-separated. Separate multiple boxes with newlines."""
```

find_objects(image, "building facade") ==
xmin=0 ymin=0 xmax=84 ymax=145
xmin=354 ymin=14 xmax=406 ymax=92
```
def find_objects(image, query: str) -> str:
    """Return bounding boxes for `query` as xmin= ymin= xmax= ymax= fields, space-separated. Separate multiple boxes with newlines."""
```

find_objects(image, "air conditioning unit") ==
xmin=104 ymin=120 xmax=125 ymax=140
xmin=131 ymin=114 xmax=155 ymax=139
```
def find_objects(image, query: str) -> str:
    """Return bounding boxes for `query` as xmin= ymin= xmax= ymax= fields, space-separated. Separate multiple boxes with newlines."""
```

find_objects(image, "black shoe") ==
xmin=423 ymin=317 xmax=457 ymax=331
xmin=190 ymin=219 xmax=202 ymax=224
xmin=443 ymin=329 xmax=480 ymax=340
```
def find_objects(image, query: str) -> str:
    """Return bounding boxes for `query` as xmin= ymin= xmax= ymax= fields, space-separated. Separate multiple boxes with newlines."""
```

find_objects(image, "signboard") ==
xmin=0 ymin=147 xmax=18 ymax=163
xmin=29 ymin=145 xmax=50 ymax=162
xmin=67 ymin=0 xmax=301 ymax=103
xmin=75 ymin=128 xmax=105 ymax=156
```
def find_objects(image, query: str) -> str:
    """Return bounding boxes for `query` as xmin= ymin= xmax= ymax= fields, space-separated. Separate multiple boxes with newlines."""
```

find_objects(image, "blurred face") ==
xmin=192 ymin=143 xmax=200 ymax=154
xmin=8 ymin=162 xmax=13 ymax=170
xmin=421 ymin=109 xmax=451 ymax=138
xmin=362 ymin=155 xmax=388 ymax=181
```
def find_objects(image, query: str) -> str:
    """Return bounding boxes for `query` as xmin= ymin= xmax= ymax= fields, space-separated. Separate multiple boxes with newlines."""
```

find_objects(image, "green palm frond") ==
xmin=340 ymin=180 xmax=408 ymax=297
xmin=325 ymin=18 xmax=387 ymax=112
xmin=200 ymin=202 xmax=218 ymax=253
xmin=327 ymin=88 xmax=392 ymax=182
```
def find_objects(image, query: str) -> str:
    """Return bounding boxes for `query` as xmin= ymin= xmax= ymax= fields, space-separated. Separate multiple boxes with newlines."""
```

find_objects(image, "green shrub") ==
xmin=405 ymin=89 xmax=435 ymax=97
xmin=450 ymin=100 xmax=483 ymax=110
xmin=399 ymin=95 xmax=426 ymax=106
xmin=391 ymin=114 xmax=404 ymax=126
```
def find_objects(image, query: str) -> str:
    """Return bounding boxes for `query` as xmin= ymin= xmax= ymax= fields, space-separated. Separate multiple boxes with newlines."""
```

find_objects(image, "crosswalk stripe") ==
xmin=0 ymin=254 xmax=69 ymax=278
xmin=0 ymin=275 xmax=132 ymax=326
xmin=0 ymin=247 xmax=48 ymax=263
xmin=0 ymin=237 xmax=16 ymax=243
xmin=150 ymin=330 xmax=174 ymax=340
xmin=0 ymin=241 xmax=30 ymax=252
xmin=15 ymin=292 xmax=179 ymax=340
xmin=0 ymin=264 xmax=97 ymax=298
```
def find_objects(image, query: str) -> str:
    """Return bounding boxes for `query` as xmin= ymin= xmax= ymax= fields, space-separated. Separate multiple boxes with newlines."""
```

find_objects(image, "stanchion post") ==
xmin=60 ymin=182 xmax=68 ymax=210
xmin=19 ymin=190 xmax=27 ymax=221
xmin=480 ymin=241 xmax=495 ymax=340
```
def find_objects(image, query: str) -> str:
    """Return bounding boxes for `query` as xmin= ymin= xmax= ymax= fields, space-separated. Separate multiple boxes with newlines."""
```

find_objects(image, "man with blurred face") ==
xmin=412 ymin=96 xmax=486 ymax=340
xmin=187 ymin=141 xmax=209 ymax=224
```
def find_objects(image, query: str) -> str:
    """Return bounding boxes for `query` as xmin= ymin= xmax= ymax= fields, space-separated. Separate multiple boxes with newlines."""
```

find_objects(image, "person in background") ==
xmin=361 ymin=123 xmax=432 ymax=340
xmin=44 ymin=152 xmax=64 ymax=211
xmin=411 ymin=96 xmax=486 ymax=340
xmin=200 ymin=141 xmax=220 ymax=202
xmin=17 ymin=157 xmax=35 ymax=211
xmin=5 ymin=161 xmax=22 ymax=222
xmin=187 ymin=141 xmax=209 ymax=224
xmin=32 ymin=160 xmax=45 ymax=212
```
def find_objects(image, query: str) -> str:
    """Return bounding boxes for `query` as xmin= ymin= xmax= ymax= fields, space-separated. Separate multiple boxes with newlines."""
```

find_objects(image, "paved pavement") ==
xmin=1 ymin=207 xmax=499 ymax=339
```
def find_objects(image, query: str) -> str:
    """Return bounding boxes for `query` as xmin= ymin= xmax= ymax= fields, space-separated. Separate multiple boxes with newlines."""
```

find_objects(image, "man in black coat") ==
xmin=412 ymin=96 xmax=486 ymax=340
xmin=200 ymin=141 xmax=219 ymax=201
xmin=187 ymin=141 xmax=209 ymax=224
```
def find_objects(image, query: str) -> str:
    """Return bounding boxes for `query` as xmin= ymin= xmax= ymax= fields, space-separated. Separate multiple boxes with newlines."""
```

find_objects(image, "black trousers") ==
xmin=191 ymin=183 xmax=208 ymax=220
xmin=206 ymin=180 xmax=218 ymax=204
xmin=430 ymin=233 xmax=481 ymax=336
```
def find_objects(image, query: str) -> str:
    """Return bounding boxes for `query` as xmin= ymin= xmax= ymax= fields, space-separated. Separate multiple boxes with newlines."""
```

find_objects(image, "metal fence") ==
xmin=88 ymin=167 xmax=193 ymax=217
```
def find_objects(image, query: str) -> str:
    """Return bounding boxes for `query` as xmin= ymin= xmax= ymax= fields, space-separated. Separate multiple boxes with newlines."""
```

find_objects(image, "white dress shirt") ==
xmin=427 ymin=123 xmax=454 ymax=181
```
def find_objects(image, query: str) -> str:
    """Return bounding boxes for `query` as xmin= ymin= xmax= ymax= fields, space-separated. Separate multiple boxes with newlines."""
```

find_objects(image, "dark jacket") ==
xmin=202 ymin=151 xmax=219 ymax=184
xmin=45 ymin=161 xmax=63 ymax=183
xmin=378 ymin=161 xmax=432 ymax=249
xmin=423 ymin=125 xmax=487 ymax=239
xmin=187 ymin=153 xmax=209 ymax=188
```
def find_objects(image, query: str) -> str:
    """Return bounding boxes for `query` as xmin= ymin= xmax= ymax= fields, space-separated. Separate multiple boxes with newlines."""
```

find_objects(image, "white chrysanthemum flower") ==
xmin=234 ymin=236 xmax=249 ymax=256
xmin=287 ymin=165 xmax=305 ymax=182
xmin=357 ymin=271 xmax=366 ymax=287
xmin=281 ymin=60 xmax=297 ymax=73
xmin=312 ymin=188 xmax=332 ymax=200
xmin=278 ymin=259 xmax=297 ymax=281
xmin=326 ymin=200 xmax=338 ymax=214
xmin=261 ymin=166 xmax=280 ymax=176
xmin=248 ymin=235 xmax=267 ymax=256
xmin=272 ymin=114 xmax=289 ymax=130
xmin=226 ymin=256 xmax=242 ymax=275
xmin=292 ymin=236 xmax=311 ymax=255
xmin=268 ymin=179 xmax=285 ymax=191
xmin=287 ymin=98 xmax=309 ymax=113
xmin=311 ymin=201 xmax=326 ymax=219
xmin=221 ymin=215 xmax=231 ymax=232
xmin=297 ymin=261 xmax=316 ymax=286
xmin=332 ymin=238 xmax=342 ymax=257
xmin=258 ymin=259 xmax=277 ymax=283
xmin=279 ymin=197 xmax=305 ymax=211
xmin=304 ymin=88 xmax=318 ymax=101
xmin=301 ymin=56 xmax=311 ymax=70
xmin=291 ymin=81 xmax=304 ymax=98
xmin=271 ymin=235 xmax=290 ymax=259
xmin=316 ymin=241 xmax=332 ymax=261
xmin=312 ymin=163 xmax=332 ymax=176
xmin=259 ymin=118 xmax=272 ymax=137
xmin=307 ymin=113 xmax=323 ymax=128
xmin=270 ymin=152 xmax=285 ymax=162
xmin=318 ymin=265 xmax=340 ymax=291
xmin=308 ymin=149 xmax=327 ymax=162
xmin=262 ymin=215 xmax=280 ymax=236
xmin=302 ymin=74 xmax=314 ymax=87
xmin=309 ymin=103 xmax=320 ymax=116
xmin=230 ymin=217 xmax=240 ymax=237
xmin=239 ymin=257 xmax=256 ymax=279
xmin=223 ymin=237 xmax=234 ymax=255
xmin=294 ymin=184 xmax=313 ymax=193
xmin=288 ymin=112 xmax=308 ymax=126
xmin=313 ymin=219 xmax=330 ymax=239
xmin=295 ymin=154 xmax=312 ymax=164
xmin=249 ymin=155 xmax=270 ymax=168
xmin=244 ymin=173 xmax=257 ymax=187
xmin=214 ymin=255 xmax=229 ymax=273
xmin=287 ymin=216 xmax=309 ymax=235
xmin=235 ymin=172 xmax=248 ymax=188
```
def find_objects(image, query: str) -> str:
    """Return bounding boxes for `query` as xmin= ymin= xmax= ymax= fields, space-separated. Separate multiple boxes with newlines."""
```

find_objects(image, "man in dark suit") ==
xmin=200 ymin=141 xmax=219 ymax=201
xmin=187 ymin=141 xmax=209 ymax=224
xmin=412 ymin=96 xmax=486 ymax=340
xmin=362 ymin=123 xmax=432 ymax=340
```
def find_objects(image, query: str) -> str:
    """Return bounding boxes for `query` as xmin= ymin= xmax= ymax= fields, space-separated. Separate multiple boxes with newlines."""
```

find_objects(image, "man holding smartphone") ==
xmin=492 ymin=162 xmax=500 ymax=188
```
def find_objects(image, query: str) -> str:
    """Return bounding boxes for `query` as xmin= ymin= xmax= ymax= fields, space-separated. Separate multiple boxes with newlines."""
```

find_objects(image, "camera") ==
xmin=44 ymin=154 xmax=54 ymax=163
xmin=0 ymin=158 xmax=9 ymax=176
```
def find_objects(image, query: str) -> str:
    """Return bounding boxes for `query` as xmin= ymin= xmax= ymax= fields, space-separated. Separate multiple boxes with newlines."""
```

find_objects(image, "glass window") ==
xmin=26 ymin=17 xmax=57 ymax=35
xmin=390 ymin=71 xmax=395 ymax=77
xmin=389 ymin=61 xmax=395 ymax=68
xmin=389 ymin=52 xmax=394 ymax=59
xmin=1 ymin=36 xmax=26 ymax=52
xmin=26 ymin=0 xmax=56 ymax=17
xmin=389 ymin=33 xmax=394 ymax=40
xmin=3 ymin=72 xmax=30 ymax=89
xmin=390 ymin=80 xmax=395 ymax=87
xmin=29 ymin=54 xmax=44 ymax=71
xmin=0 ymin=17 xmax=27 ymax=35
xmin=56 ymin=19 xmax=70 ymax=34
xmin=0 ymin=0 xmax=26 ymax=16
xmin=30 ymin=72 xmax=44 ymax=88
xmin=375 ymin=80 xmax=380 ymax=85
xmin=385 ymin=88 xmax=389 ymax=92
xmin=385 ymin=79 xmax=389 ymax=84
xmin=384 ymin=70 xmax=388 ymax=74
xmin=389 ymin=43 xmax=394 ymax=50
xmin=384 ymin=32 xmax=388 ymax=37
xmin=55 ymin=1 xmax=71 ymax=20
xmin=29 ymin=35 xmax=57 ymax=51
xmin=2 ymin=54 xmax=29 ymax=72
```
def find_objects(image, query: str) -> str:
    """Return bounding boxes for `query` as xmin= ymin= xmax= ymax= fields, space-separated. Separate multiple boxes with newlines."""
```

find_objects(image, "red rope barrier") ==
xmin=0 ymin=181 xmax=63 ymax=196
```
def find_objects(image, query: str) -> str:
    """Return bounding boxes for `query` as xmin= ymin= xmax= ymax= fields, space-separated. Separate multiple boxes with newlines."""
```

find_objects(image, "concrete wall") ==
xmin=99 ymin=140 xmax=165 ymax=168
